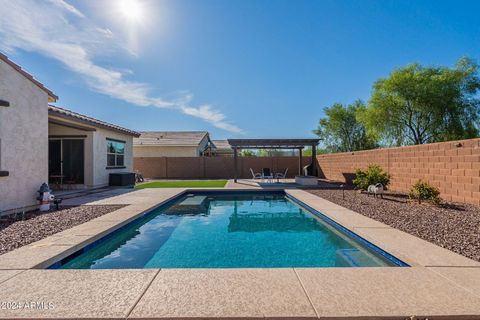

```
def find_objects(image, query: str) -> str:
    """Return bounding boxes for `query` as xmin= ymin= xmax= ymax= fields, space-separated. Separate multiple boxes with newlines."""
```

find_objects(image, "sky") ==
xmin=0 ymin=0 xmax=479 ymax=139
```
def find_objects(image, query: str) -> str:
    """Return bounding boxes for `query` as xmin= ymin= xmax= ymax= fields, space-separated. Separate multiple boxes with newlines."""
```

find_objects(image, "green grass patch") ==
xmin=135 ymin=180 xmax=227 ymax=188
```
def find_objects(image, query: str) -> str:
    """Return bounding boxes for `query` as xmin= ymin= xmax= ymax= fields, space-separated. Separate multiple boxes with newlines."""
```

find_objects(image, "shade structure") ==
xmin=227 ymin=138 xmax=321 ymax=182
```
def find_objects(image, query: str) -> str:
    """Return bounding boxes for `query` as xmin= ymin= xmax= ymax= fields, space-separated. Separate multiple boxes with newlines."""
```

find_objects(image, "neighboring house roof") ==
xmin=211 ymin=140 xmax=233 ymax=151
xmin=134 ymin=131 xmax=209 ymax=146
xmin=48 ymin=105 xmax=141 ymax=137
xmin=0 ymin=52 xmax=58 ymax=102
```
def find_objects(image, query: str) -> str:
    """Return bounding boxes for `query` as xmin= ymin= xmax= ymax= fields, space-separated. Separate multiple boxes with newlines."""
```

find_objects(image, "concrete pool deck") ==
xmin=0 ymin=187 xmax=480 ymax=319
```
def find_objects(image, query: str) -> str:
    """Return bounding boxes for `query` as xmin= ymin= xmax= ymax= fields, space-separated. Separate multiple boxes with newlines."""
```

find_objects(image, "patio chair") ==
xmin=262 ymin=168 xmax=274 ymax=183
xmin=135 ymin=170 xmax=145 ymax=183
xmin=250 ymin=168 xmax=262 ymax=180
xmin=275 ymin=168 xmax=288 ymax=182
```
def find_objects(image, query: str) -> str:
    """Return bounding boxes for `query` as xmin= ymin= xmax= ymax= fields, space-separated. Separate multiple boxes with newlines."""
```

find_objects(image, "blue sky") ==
xmin=0 ymin=0 xmax=479 ymax=139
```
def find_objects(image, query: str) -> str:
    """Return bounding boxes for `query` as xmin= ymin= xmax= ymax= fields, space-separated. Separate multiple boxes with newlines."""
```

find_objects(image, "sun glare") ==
xmin=118 ymin=0 xmax=143 ymax=22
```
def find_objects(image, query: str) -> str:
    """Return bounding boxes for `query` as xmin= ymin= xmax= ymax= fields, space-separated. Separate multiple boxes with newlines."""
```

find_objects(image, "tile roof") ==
xmin=0 ymin=52 xmax=58 ymax=101
xmin=48 ymin=105 xmax=140 ymax=137
xmin=211 ymin=140 xmax=232 ymax=150
xmin=134 ymin=131 xmax=209 ymax=146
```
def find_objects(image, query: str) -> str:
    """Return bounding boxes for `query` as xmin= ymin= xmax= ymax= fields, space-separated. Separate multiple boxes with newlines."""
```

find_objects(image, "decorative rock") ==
xmin=307 ymin=188 xmax=480 ymax=263
xmin=0 ymin=205 xmax=125 ymax=255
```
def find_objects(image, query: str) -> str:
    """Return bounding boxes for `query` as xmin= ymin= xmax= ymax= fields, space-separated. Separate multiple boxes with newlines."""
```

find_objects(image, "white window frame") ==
xmin=106 ymin=138 xmax=126 ymax=168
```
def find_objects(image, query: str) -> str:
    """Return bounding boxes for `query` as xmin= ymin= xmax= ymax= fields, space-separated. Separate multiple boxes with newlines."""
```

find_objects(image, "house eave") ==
xmin=48 ymin=106 xmax=140 ymax=137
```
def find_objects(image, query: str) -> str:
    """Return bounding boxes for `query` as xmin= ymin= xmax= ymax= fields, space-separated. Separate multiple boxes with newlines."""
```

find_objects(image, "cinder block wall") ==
xmin=134 ymin=156 xmax=312 ymax=180
xmin=316 ymin=138 xmax=480 ymax=205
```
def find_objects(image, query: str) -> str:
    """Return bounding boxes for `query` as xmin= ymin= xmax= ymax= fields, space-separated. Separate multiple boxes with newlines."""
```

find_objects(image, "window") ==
xmin=107 ymin=139 xmax=125 ymax=167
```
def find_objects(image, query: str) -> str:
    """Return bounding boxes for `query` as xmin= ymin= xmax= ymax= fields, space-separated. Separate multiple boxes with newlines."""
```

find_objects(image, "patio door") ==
xmin=48 ymin=139 xmax=84 ymax=185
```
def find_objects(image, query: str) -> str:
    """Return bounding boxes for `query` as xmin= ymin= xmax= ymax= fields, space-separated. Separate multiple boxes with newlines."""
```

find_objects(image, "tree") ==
xmin=359 ymin=57 xmax=480 ymax=145
xmin=302 ymin=147 xmax=313 ymax=156
xmin=240 ymin=150 xmax=256 ymax=156
xmin=256 ymin=149 xmax=296 ymax=156
xmin=313 ymin=101 xmax=377 ymax=152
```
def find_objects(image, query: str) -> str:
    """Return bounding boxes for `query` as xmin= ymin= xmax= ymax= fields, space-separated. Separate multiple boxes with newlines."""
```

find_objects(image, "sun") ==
xmin=118 ymin=0 xmax=143 ymax=22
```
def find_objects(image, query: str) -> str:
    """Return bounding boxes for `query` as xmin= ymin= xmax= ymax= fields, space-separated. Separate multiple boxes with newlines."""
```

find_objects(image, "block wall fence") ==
xmin=134 ymin=156 xmax=312 ymax=180
xmin=134 ymin=138 xmax=480 ymax=205
xmin=316 ymin=138 xmax=480 ymax=205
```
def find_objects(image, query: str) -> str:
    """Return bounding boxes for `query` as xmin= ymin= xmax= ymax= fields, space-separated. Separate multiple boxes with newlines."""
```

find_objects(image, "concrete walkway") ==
xmin=225 ymin=178 xmax=343 ymax=189
xmin=58 ymin=187 xmax=140 ymax=206
xmin=226 ymin=178 xmax=304 ymax=189
xmin=0 ymin=187 xmax=480 ymax=319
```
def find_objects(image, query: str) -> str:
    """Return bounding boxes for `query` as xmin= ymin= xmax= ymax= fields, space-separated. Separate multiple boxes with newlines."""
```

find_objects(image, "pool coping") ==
xmin=285 ymin=193 xmax=408 ymax=267
xmin=49 ymin=189 xmax=407 ymax=269
xmin=0 ymin=187 xmax=480 ymax=319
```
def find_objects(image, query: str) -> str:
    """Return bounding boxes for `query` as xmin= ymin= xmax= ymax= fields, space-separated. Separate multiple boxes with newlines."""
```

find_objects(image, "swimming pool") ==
xmin=51 ymin=191 xmax=407 ymax=269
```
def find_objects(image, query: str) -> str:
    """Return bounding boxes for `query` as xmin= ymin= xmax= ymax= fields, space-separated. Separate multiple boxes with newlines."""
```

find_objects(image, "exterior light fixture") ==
xmin=0 ymin=99 xmax=10 ymax=176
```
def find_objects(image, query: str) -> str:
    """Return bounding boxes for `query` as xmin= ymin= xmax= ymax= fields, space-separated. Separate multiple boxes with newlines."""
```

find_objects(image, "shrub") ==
xmin=353 ymin=164 xmax=391 ymax=190
xmin=408 ymin=180 xmax=441 ymax=204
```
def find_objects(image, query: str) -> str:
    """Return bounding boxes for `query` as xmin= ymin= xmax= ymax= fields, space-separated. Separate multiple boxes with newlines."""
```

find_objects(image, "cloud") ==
xmin=0 ymin=0 xmax=243 ymax=134
xmin=46 ymin=0 xmax=84 ymax=18
xmin=181 ymin=105 xmax=242 ymax=132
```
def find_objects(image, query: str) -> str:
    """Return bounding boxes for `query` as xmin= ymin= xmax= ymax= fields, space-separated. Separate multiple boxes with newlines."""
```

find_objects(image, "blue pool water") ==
xmin=55 ymin=192 xmax=404 ymax=268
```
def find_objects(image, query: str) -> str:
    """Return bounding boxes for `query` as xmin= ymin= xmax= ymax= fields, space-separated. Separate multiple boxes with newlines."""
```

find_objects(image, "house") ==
xmin=210 ymin=140 xmax=233 ymax=157
xmin=48 ymin=106 xmax=140 ymax=189
xmin=133 ymin=131 xmax=211 ymax=157
xmin=0 ymin=53 xmax=139 ymax=214
xmin=0 ymin=53 xmax=57 ymax=214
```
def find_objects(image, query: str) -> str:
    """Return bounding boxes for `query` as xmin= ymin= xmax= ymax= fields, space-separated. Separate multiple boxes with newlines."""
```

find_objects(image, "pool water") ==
xmin=56 ymin=192 xmax=403 ymax=269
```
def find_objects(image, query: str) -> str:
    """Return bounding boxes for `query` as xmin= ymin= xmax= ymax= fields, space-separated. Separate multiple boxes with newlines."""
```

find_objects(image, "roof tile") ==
xmin=0 ymin=52 xmax=58 ymax=101
xmin=134 ymin=131 xmax=209 ymax=146
xmin=48 ymin=105 xmax=140 ymax=137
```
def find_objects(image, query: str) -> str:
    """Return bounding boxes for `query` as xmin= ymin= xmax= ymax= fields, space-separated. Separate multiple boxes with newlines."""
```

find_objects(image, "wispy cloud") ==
xmin=0 ymin=0 xmax=243 ymax=133
xmin=47 ymin=0 xmax=84 ymax=18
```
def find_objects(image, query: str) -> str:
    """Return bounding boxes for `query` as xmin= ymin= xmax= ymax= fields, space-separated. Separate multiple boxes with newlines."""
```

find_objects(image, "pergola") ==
xmin=227 ymin=138 xmax=321 ymax=182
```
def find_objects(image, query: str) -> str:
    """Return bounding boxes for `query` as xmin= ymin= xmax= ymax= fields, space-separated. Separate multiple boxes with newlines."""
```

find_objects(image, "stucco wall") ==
xmin=197 ymin=135 xmax=209 ymax=156
xmin=48 ymin=118 xmax=134 ymax=188
xmin=48 ymin=119 xmax=134 ymax=188
xmin=133 ymin=145 xmax=200 ymax=157
xmin=47 ymin=121 xmax=94 ymax=187
xmin=0 ymin=60 xmax=49 ymax=213
xmin=93 ymin=128 xmax=134 ymax=187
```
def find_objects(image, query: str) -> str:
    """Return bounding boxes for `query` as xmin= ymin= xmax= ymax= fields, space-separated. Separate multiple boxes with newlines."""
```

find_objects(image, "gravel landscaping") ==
xmin=307 ymin=188 xmax=480 ymax=262
xmin=0 ymin=205 xmax=125 ymax=255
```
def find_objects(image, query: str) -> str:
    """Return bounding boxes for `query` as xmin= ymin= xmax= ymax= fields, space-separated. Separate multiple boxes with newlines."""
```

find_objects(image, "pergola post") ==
xmin=233 ymin=147 xmax=238 ymax=182
xmin=298 ymin=147 xmax=303 ymax=176
xmin=311 ymin=143 xmax=317 ymax=176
